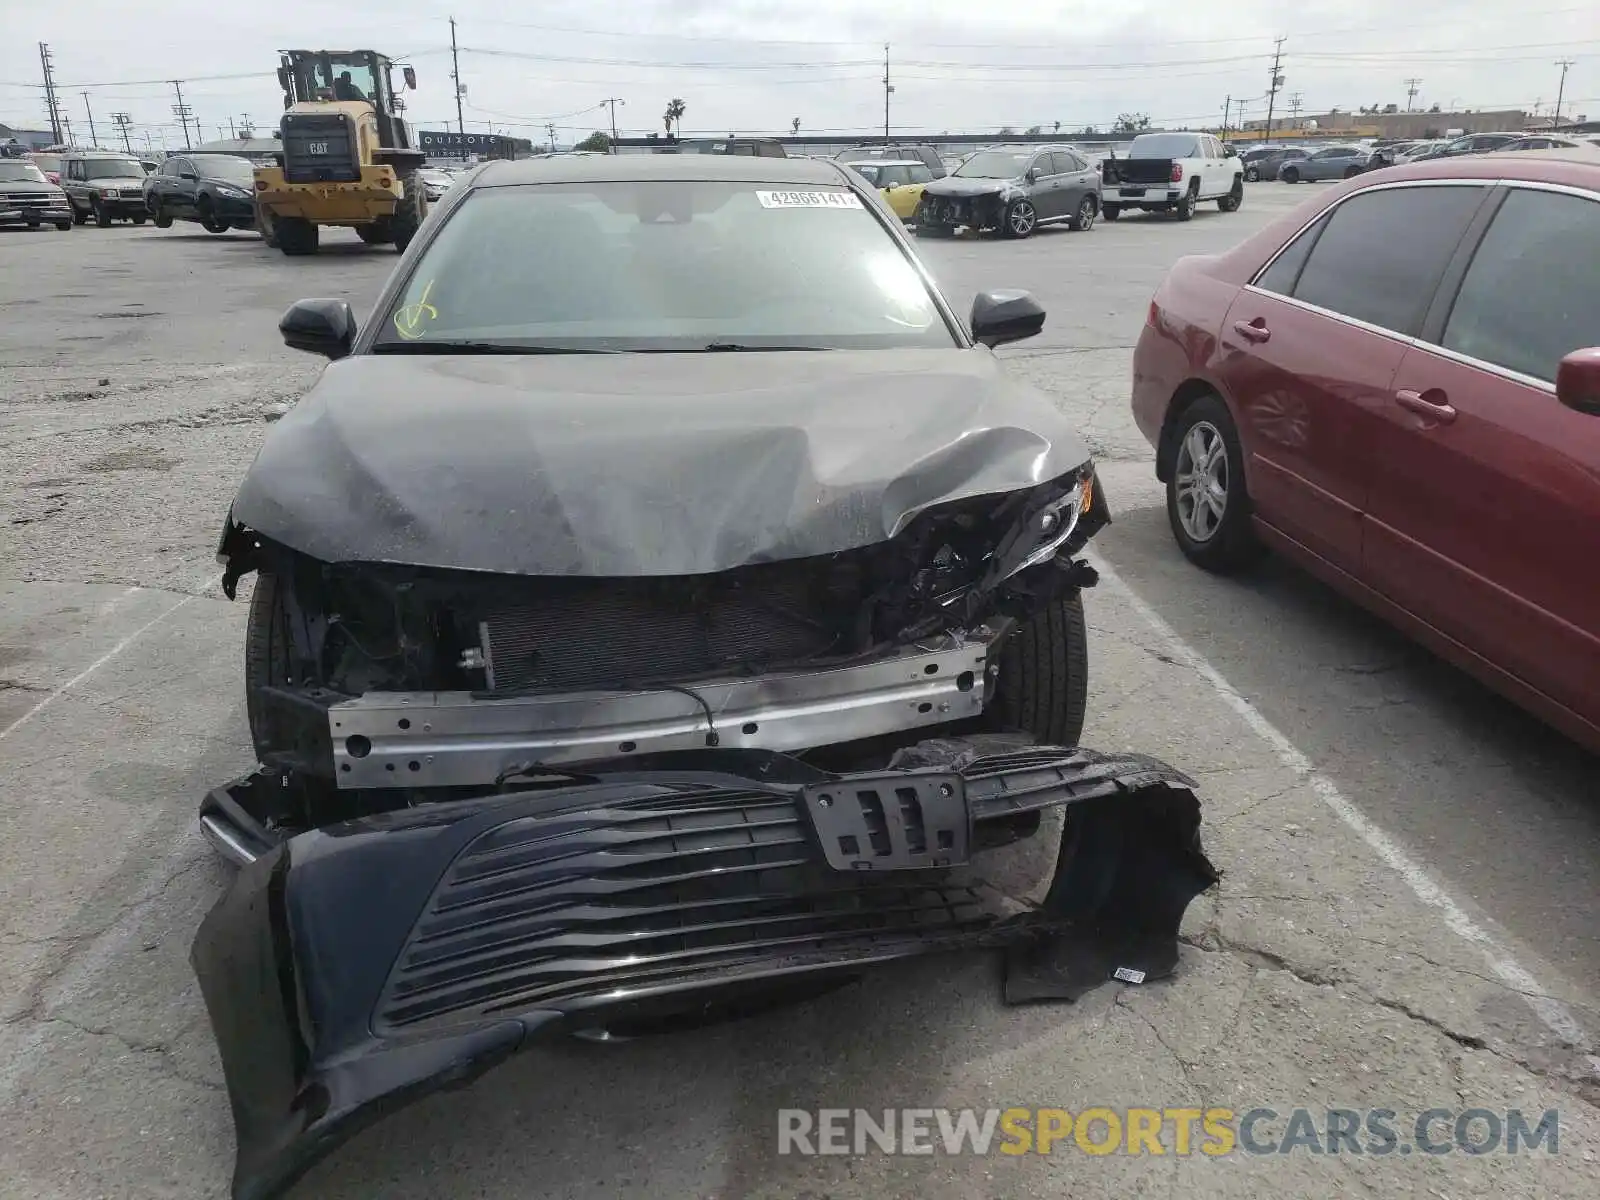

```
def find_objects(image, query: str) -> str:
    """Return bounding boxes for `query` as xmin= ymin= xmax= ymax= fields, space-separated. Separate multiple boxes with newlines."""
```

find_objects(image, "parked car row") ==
xmin=1133 ymin=145 xmax=1600 ymax=751
xmin=838 ymin=131 xmax=1249 ymax=239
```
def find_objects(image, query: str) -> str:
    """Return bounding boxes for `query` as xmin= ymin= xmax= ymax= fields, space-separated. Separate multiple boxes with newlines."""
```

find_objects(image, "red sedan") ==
xmin=1131 ymin=150 xmax=1600 ymax=750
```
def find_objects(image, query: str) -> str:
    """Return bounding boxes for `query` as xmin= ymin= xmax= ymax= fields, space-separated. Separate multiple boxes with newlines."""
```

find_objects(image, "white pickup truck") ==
xmin=1100 ymin=132 xmax=1244 ymax=221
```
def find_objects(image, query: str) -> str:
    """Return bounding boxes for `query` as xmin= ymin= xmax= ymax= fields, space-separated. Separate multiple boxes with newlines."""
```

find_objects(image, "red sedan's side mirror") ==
xmin=1555 ymin=347 xmax=1600 ymax=416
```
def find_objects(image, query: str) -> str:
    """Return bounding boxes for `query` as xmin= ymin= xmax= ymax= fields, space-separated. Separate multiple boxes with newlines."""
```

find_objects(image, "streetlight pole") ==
xmin=602 ymin=97 xmax=624 ymax=153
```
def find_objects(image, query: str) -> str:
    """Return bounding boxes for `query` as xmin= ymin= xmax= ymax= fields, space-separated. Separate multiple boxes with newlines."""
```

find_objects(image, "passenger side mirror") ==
xmin=1024 ymin=167 xmax=1039 ymax=182
xmin=180 ymin=169 xmax=197 ymax=180
xmin=1223 ymin=145 xmax=1239 ymax=158
xmin=1556 ymin=348 xmax=1600 ymax=415
xmin=970 ymin=290 xmax=1046 ymax=348
xmin=280 ymin=298 xmax=358 ymax=360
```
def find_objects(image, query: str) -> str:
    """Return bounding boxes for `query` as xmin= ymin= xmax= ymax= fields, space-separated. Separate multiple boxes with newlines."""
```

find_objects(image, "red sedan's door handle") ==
xmin=1394 ymin=388 xmax=1458 ymax=423
xmin=1231 ymin=318 xmax=1271 ymax=343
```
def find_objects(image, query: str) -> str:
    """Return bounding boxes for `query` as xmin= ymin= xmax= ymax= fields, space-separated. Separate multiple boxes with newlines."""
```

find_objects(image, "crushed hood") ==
xmin=922 ymin=176 xmax=1015 ymax=197
xmin=229 ymin=348 xmax=1092 ymax=576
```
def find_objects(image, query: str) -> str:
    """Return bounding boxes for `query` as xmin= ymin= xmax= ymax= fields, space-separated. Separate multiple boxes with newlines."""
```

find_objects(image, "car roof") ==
xmin=1374 ymin=145 xmax=1600 ymax=186
xmin=846 ymin=158 xmax=923 ymax=167
xmin=471 ymin=154 xmax=850 ymax=187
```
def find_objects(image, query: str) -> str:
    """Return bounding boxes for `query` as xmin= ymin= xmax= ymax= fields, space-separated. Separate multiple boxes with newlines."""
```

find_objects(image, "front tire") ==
xmin=93 ymin=200 xmax=112 ymax=228
xmin=987 ymin=594 xmax=1089 ymax=749
xmin=131 ymin=212 xmax=146 ymax=225
xmin=276 ymin=216 xmax=319 ymax=256
xmin=390 ymin=171 xmax=427 ymax=253
xmin=1002 ymin=197 xmax=1036 ymax=239
xmin=1069 ymin=195 xmax=1097 ymax=231
xmin=1343 ymin=165 xmax=1363 ymax=179
xmin=55 ymin=221 xmax=71 ymax=231
xmin=1217 ymin=178 xmax=1243 ymax=212
xmin=1281 ymin=166 xmax=1300 ymax=184
xmin=152 ymin=202 xmax=173 ymax=228
xmin=1244 ymin=166 xmax=1260 ymax=182
xmin=1164 ymin=393 xmax=1263 ymax=573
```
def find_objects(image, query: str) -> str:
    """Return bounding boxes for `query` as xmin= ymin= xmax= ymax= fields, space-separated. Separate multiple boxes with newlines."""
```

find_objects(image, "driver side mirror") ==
xmin=1556 ymin=347 xmax=1600 ymax=415
xmin=970 ymin=290 xmax=1046 ymax=348
xmin=1223 ymin=145 xmax=1239 ymax=158
xmin=179 ymin=169 xmax=197 ymax=181
xmin=280 ymin=298 xmax=358 ymax=360
xmin=1024 ymin=167 xmax=1039 ymax=182
xmin=403 ymin=65 xmax=417 ymax=90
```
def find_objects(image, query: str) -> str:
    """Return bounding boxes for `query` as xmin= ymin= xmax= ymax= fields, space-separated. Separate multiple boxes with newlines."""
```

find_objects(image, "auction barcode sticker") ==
xmin=756 ymin=190 xmax=864 ymax=209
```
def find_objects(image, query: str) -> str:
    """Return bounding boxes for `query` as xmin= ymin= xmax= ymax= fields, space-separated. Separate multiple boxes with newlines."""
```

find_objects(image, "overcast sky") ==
xmin=3 ymin=2 xmax=1595 ymax=149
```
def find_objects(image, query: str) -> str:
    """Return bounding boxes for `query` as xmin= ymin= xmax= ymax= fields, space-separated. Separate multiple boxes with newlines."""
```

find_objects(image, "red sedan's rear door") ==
xmin=1364 ymin=183 xmax=1600 ymax=726
xmin=1218 ymin=181 xmax=1492 ymax=572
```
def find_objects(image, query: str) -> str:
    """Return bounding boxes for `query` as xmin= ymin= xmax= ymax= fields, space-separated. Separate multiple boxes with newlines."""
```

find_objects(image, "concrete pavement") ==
xmin=1 ymin=186 xmax=1597 ymax=1198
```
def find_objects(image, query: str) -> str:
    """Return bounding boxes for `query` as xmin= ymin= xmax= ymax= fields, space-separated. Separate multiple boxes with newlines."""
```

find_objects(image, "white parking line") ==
xmin=1089 ymin=552 xmax=1597 ymax=1065
xmin=0 ymin=568 xmax=222 ymax=743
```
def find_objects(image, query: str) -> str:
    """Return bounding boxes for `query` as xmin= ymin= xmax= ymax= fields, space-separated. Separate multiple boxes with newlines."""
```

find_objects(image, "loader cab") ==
xmin=276 ymin=49 xmax=417 ymax=154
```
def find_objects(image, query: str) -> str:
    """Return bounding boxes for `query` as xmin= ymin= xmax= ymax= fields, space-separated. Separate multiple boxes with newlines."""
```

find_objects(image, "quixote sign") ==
xmin=417 ymin=130 xmax=512 ymax=156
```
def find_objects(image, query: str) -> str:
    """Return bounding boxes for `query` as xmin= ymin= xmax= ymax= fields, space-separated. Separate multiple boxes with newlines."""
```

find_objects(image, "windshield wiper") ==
xmin=371 ymin=340 xmax=619 ymax=354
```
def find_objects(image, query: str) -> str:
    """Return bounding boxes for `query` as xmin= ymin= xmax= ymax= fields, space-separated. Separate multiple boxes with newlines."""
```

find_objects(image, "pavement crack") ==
xmin=43 ymin=1014 xmax=223 ymax=1093
xmin=1113 ymin=990 xmax=1207 ymax=1105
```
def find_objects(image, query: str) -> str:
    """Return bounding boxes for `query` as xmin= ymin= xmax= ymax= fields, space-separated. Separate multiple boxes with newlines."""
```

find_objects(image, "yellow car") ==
xmin=845 ymin=159 xmax=934 ymax=223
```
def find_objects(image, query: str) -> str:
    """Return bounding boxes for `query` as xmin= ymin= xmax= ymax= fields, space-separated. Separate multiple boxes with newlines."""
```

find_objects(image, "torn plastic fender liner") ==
xmin=191 ymin=744 xmax=1217 ymax=1200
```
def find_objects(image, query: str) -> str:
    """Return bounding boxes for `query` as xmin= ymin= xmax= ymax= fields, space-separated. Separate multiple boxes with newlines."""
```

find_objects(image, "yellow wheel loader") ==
xmin=253 ymin=49 xmax=429 ymax=256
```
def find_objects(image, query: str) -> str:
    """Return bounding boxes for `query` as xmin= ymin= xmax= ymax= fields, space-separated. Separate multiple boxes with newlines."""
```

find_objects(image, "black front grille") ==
xmin=281 ymin=113 xmax=359 ymax=183
xmin=479 ymin=563 xmax=856 ymax=692
xmin=375 ymin=785 xmax=995 ymax=1031
xmin=4 ymin=192 xmax=61 ymax=207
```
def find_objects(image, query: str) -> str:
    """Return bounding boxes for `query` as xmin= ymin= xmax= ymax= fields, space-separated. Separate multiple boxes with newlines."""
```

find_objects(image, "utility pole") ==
xmin=38 ymin=43 xmax=63 ymax=144
xmin=240 ymin=114 xmax=253 ymax=138
xmin=170 ymin=80 xmax=193 ymax=148
xmin=62 ymin=115 xmax=75 ymax=146
xmin=546 ymin=122 xmax=556 ymax=152
xmin=882 ymin=44 xmax=894 ymax=143
xmin=1264 ymin=37 xmax=1286 ymax=142
xmin=80 ymin=92 xmax=98 ymax=147
xmin=1222 ymin=95 xmax=1231 ymax=140
xmin=111 ymin=112 xmax=133 ymax=153
xmin=602 ymin=97 xmax=623 ymax=152
xmin=1553 ymin=59 xmax=1575 ymax=127
xmin=1288 ymin=92 xmax=1303 ymax=126
xmin=450 ymin=16 xmax=466 ymax=134
xmin=1404 ymin=77 xmax=1422 ymax=112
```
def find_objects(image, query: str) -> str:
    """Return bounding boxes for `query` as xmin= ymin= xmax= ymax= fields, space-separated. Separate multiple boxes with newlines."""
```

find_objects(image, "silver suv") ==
xmin=59 ymin=152 xmax=151 ymax=227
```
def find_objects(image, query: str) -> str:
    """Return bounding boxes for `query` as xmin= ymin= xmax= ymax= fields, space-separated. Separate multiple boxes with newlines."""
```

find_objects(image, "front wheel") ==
xmin=986 ymin=594 xmax=1089 ymax=749
xmin=1281 ymin=166 xmax=1300 ymax=184
xmin=390 ymin=171 xmax=428 ymax=253
xmin=152 ymin=202 xmax=173 ymax=229
xmin=1343 ymin=165 xmax=1363 ymax=179
xmin=131 ymin=212 xmax=146 ymax=225
xmin=276 ymin=216 xmax=319 ymax=256
xmin=1101 ymin=204 xmax=1121 ymax=222
xmin=1069 ymin=195 xmax=1097 ymax=231
xmin=93 ymin=200 xmax=112 ymax=228
xmin=54 ymin=221 xmax=71 ymax=231
xmin=1244 ymin=166 xmax=1260 ymax=182
xmin=1217 ymin=178 xmax=1243 ymax=212
xmin=1003 ymin=197 xmax=1037 ymax=239
xmin=1165 ymin=393 xmax=1263 ymax=573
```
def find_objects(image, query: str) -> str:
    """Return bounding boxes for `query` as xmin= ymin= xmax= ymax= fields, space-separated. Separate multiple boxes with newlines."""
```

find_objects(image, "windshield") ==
xmin=953 ymin=150 xmax=1030 ymax=178
xmin=418 ymin=170 xmax=451 ymax=184
xmin=0 ymin=162 xmax=48 ymax=183
xmin=1127 ymin=134 xmax=1202 ymax=158
xmin=847 ymin=163 xmax=883 ymax=184
xmin=195 ymin=155 xmax=256 ymax=184
xmin=29 ymin=154 xmax=61 ymax=173
xmin=374 ymin=181 xmax=954 ymax=352
xmin=83 ymin=158 xmax=144 ymax=179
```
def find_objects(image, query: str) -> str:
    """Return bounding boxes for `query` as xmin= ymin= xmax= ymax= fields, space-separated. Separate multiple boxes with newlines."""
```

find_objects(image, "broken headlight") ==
xmin=994 ymin=472 xmax=1096 ymax=585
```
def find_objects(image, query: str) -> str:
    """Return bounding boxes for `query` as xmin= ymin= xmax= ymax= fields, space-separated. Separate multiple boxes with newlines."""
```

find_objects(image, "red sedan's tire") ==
xmin=1164 ymin=393 xmax=1265 ymax=574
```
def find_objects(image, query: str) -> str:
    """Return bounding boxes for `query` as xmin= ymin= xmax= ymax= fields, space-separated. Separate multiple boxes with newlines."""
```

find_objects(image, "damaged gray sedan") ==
xmin=193 ymin=154 xmax=1215 ymax=1200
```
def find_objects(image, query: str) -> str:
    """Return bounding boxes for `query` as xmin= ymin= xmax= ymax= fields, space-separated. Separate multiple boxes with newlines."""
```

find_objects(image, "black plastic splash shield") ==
xmin=191 ymin=742 xmax=1217 ymax=1200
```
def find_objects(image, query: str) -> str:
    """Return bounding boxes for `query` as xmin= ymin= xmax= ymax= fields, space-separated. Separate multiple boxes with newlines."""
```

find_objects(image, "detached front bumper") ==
xmin=193 ymin=740 xmax=1216 ymax=1200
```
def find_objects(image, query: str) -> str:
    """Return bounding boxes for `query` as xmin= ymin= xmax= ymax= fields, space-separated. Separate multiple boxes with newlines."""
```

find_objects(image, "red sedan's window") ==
xmin=1254 ymin=214 xmax=1327 ymax=295
xmin=1286 ymin=184 xmax=1488 ymax=336
xmin=1441 ymin=187 xmax=1600 ymax=384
